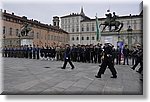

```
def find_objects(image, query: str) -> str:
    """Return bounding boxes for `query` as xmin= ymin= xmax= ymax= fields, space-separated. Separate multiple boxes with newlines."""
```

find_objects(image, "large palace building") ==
xmin=60 ymin=7 xmax=143 ymax=49
xmin=0 ymin=10 xmax=69 ymax=47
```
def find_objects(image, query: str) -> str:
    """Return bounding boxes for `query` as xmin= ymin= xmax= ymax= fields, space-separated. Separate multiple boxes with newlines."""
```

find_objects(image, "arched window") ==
xmin=87 ymin=37 xmax=89 ymax=40
xmin=92 ymin=37 xmax=95 ymax=40
xmin=72 ymin=37 xmax=74 ymax=41
xmin=81 ymin=37 xmax=84 ymax=40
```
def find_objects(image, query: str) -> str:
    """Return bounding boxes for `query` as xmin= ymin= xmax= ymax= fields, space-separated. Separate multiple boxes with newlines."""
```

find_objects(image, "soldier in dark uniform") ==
xmin=90 ymin=45 xmax=94 ymax=63
xmin=81 ymin=45 xmax=86 ymax=63
xmin=25 ymin=45 xmax=29 ymax=58
xmin=15 ymin=45 xmax=18 ymax=58
xmin=18 ymin=45 xmax=21 ymax=58
xmin=61 ymin=44 xmax=75 ymax=69
xmin=85 ymin=45 xmax=90 ymax=63
xmin=97 ymin=44 xmax=103 ymax=64
xmin=45 ymin=45 xmax=49 ymax=60
xmin=123 ymin=45 xmax=129 ymax=65
xmin=7 ymin=45 xmax=10 ymax=57
xmin=40 ymin=46 xmax=45 ymax=60
xmin=21 ymin=45 xmax=24 ymax=58
xmin=22 ymin=45 xmax=26 ymax=58
xmin=4 ymin=46 xmax=8 ymax=57
xmin=51 ymin=46 xmax=56 ymax=60
xmin=29 ymin=44 xmax=32 ymax=59
xmin=95 ymin=43 xmax=117 ymax=78
xmin=56 ymin=46 xmax=60 ymax=61
xmin=71 ymin=45 xmax=76 ymax=62
xmin=60 ymin=45 xmax=65 ymax=61
xmin=32 ymin=45 xmax=36 ymax=59
xmin=9 ymin=45 xmax=13 ymax=57
xmin=131 ymin=45 xmax=143 ymax=73
xmin=48 ymin=46 xmax=52 ymax=60
xmin=131 ymin=46 xmax=138 ymax=65
xmin=94 ymin=45 xmax=99 ymax=63
xmin=76 ymin=44 xmax=81 ymax=62
xmin=116 ymin=46 xmax=121 ymax=65
xmin=80 ymin=45 xmax=84 ymax=62
xmin=36 ymin=45 xmax=40 ymax=59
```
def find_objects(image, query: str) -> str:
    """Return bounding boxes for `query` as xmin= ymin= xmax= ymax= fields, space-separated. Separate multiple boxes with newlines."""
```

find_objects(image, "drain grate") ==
xmin=44 ymin=67 xmax=50 ymax=68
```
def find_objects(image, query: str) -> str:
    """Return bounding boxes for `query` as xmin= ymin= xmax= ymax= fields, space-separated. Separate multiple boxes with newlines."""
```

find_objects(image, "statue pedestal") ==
xmin=21 ymin=39 xmax=33 ymax=46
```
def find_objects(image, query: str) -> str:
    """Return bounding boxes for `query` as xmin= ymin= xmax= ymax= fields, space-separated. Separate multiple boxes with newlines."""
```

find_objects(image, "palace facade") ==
xmin=60 ymin=7 xmax=143 ymax=49
xmin=1 ymin=10 xmax=69 ymax=47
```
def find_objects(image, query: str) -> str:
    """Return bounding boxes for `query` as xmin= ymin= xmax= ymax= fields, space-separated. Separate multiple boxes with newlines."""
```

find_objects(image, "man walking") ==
xmin=95 ymin=43 xmax=117 ymax=78
xmin=61 ymin=44 xmax=75 ymax=69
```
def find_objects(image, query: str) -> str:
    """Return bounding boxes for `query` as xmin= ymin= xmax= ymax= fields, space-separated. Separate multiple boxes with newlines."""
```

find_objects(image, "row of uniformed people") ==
xmin=69 ymin=44 xmax=103 ymax=63
xmin=2 ymin=44 xmax=139 ymax=65
xmin=2 ymin=45 xmax=57 ymax=60
xmin=2 ymin=45 xmax=40 ymax=59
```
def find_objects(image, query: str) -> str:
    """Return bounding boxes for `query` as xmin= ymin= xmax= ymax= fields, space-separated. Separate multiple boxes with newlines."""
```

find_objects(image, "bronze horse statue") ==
xmin=21 ymin=23 xmax=32 ymax=36
xmin=99 ymin=12 xmax=123 ymax=32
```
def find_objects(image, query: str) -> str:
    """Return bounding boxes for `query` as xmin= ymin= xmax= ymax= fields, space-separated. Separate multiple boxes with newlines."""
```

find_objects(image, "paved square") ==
xmin=2 ymin=58 xmax=143 ymax=95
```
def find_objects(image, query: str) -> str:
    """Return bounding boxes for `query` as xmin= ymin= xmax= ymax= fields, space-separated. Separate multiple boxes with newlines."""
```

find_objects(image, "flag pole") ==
xmin=95 ymin=13 xmax=101 ymax=44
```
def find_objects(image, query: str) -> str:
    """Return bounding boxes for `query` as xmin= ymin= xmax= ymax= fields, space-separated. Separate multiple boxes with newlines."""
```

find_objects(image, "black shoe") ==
xmin=130 ymin=67 xmax=134 ymax=70
xmin=136 ymin=70 xmax=141 ymax=74
xmin=140 ymin=79 xmax=143 ymax=81
xmin=61 ymin=67 xmax=65 ymax=69
xmin=95 ymin=75 xmax=101 ymax=78
xmin=110 ymin=75 xmax=117 ymax=78
xmin=71 ymin=67 xmax=75 ymax=69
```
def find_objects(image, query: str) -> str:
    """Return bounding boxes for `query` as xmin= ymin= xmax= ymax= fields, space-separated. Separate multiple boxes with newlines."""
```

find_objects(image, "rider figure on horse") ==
xmin=100 ymin=11 xmax=123 ymax=32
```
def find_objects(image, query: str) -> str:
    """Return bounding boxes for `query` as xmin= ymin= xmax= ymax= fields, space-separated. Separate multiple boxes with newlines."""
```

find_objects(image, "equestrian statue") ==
xmin=21 ymin=23 xmax=32 ymax=36
xmin=99 ymin=12 xmax=123 ymax=32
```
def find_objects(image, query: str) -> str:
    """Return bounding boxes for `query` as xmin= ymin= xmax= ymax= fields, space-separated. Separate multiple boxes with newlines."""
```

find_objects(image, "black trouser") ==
xmin=132 ymin=58 xmax=143 ymax=70
xmin=123 ymin=56 xmax=129 ymax=65
xmin=62 ymin=59 xmax=75 ymax=69
xmin=132 ymin=56 xmax=136 ymax=65
xmin=4 ymin=51 xmax=7 ymax=57
xmin=37 ymin=52 xmax=39 ymax=59
xmin=137 ymin=61 xmax=143 ymax=73
xmin=116 ymin=55 xmax=121 ymax=65
xmin=98 ymin=54 xmax=102 ymax=63
xmin=94 ymin=54 xmax=98 ymax=63
xmin=97 ymin=57 xmax=117 ymax=76
xmin=29 ymin=52 xmax=32 ymax=59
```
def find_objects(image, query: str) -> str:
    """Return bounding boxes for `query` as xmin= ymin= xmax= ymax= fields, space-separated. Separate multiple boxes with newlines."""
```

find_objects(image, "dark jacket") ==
xmin=64 ymin=47 xmax=71 ymax=60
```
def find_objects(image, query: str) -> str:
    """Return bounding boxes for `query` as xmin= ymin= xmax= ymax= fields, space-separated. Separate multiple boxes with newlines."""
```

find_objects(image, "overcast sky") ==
xmin=1 ymin=0 xmax=142 ymax=24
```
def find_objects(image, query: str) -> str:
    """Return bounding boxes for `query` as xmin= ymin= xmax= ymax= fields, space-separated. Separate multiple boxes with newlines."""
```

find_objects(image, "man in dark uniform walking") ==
xmin=61 ymin=44 xmax=75 ymax=69
xmin=95 ymin=43 xmax=117 ymax=78
xmin=29 ymin=44 xmax=32 ymax=59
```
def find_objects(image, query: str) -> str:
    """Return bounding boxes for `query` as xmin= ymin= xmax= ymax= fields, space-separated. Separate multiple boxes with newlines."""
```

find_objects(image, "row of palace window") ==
xmin=62 ymin=24 xmax=95 ymax=33
xmin=72 ymin=36 xmax=95 ymax=41
xmin=3 ymin=26 xmax=68 ymax=42
xmin=61 ymin=17 xmax=79 ymax=24
xmin=3 ymin=26 xmax=19 ymax=36
xmin=62 ymin=19 xmax=140 ymax=33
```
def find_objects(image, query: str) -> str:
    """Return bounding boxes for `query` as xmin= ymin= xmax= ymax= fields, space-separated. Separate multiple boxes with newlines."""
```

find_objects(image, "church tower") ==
xmin=80 ymin=6 xmax=85 ymax=16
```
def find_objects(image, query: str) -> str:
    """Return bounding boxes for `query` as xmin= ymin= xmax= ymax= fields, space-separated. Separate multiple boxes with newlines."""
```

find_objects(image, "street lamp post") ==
xmin=127 ymin=25 xmax=132 ymax=50
xmin=18 ymin=32 xmax=21 ymax=46
xmin=3 ymin=35 xmax=5 ymax=47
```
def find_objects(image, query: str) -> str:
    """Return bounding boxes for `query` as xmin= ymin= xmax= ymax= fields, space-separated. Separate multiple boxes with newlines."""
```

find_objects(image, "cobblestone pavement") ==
xmin=1 ymin=58 xmax=143 ymax=95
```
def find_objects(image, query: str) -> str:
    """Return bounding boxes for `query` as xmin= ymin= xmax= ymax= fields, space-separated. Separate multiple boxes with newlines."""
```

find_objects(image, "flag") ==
xmin=95 ymin=14 xmax=101 ymax=41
